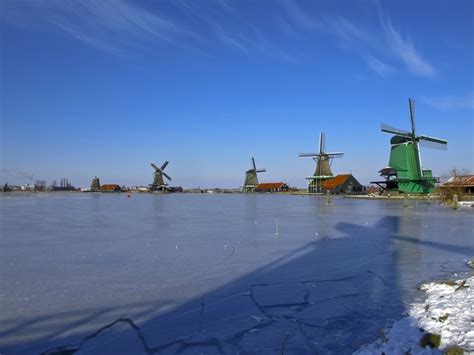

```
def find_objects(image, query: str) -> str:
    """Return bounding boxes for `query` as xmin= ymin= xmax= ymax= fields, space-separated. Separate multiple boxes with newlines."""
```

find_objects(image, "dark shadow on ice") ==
xmin=393 ymin=235 xmax=474 ymax=255
xmin=2 ymin=214 xmax=467 ymax=354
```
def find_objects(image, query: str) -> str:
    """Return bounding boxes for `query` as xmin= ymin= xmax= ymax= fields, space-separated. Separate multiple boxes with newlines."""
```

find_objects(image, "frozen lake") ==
xmin=0 ymin=193 xmax=472 ymax=354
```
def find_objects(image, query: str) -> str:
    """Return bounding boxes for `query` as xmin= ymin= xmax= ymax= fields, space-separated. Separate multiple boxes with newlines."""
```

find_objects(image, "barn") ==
xmin=99 ymin=184 xmax=122 ymax=193
xmin=322 ymin=174 xmax=365 ymax=194
xmin=441 ymin=175 xmax=474 ymax=195
xmin=255 ymin=182 xmax=290 ymax=193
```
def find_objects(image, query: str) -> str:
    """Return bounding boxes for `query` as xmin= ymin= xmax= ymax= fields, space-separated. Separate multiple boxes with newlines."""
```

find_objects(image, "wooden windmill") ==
xmin=150 ymin=161 xmax=172 ymax=192
xmin=242 ymin=157 xmax=266 ymax=193
xmin=299 ymin=133 xmax=344 ymax=193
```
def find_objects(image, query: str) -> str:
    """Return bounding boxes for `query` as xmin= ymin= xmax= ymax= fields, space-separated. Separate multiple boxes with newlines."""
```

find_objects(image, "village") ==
xmin=2 ymin=99 xmax=473 ymax=203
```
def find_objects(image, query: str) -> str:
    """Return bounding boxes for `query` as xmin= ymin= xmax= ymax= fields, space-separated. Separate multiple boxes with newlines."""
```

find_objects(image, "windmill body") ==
xmin=374 ymin=99 xmax=447 ymax=194
xmin=242 ymin=157 xmax=266 ymax=193
xmin=152 ymin=171 xmax=165 ymax=187
xmin=299 ymin=133 xmax=344 ymax=193
xmin=150 ymin=161 xmax=172 ymax=192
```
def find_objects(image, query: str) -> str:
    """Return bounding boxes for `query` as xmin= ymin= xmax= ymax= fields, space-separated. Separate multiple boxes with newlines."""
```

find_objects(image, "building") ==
xmin=255 ymin=182 xmax=290 ymax=193
xmin=90 ymin=177 xmax=100 ymax=191
xmin=99 ymin=184 xmax=122 ymax=193
xmin=321 ymin=174 xmax=365 ymax=194
xmin=441 ymin=175 xmax=474 ymax=195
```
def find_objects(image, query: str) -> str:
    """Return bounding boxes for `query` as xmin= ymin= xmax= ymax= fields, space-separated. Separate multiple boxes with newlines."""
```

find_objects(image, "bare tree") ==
xmin=34 ymin=180 xmax=46 ymax=191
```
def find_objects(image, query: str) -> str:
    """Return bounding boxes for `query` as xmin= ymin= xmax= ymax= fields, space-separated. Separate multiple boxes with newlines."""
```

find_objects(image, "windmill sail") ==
xmin=418 ymin=135 xmax=448 ymax=150
xmin=409 ymin=98 xmax=416 ymax=136
xmin=381 ymin=123 xmax=412 ymax=138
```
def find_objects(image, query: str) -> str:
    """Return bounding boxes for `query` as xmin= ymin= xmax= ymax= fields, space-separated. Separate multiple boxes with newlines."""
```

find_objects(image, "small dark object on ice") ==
xmin=434 ymin=279 xmax=458 ymax=287
xmin=455 ymin=280 xmax=468 ymax=292
xmin=420 ymin=333 xmax=441 ymax=348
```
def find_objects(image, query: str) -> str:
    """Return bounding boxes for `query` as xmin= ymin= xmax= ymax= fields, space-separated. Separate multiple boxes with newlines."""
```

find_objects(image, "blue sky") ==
xmin=1 ymin=0 xmax=473 ymax=188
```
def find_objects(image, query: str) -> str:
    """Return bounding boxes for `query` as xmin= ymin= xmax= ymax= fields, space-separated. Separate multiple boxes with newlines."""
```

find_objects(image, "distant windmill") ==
xmin=299 ymin=133 xmax=344 ymax=193
xmin=242 ymin=157 xmax=266 ymax=193
xmin=150 ymin=161 xmax=171 ymax=191
xmin=373 ymin=98 xmax=447 ymax=194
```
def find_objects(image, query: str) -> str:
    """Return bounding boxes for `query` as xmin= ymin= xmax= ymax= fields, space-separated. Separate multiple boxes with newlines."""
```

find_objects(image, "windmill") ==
xmin=373 ymin=98 xmax=447 ymax=194
xmin=150 ymin=161 xmax=171 ymax=192
xmin=299 ymin=133 xmax=344 ymax=193
xmin=242 ymin=157 xmax=266 ymax=193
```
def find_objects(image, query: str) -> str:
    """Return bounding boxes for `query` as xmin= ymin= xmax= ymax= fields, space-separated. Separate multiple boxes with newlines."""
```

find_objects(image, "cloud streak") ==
xmin=282 ymin=1 xmax=436 ymax=79
xmin=422 ymin=92 xmax=474 ymax=111
xmin=380 ymin=15 xmax=436 ymax=78
xmin=1 ymin=0 xmax=184 ymax=54
xmin=1 ymin=0 xmax=436 ymax=73
xmin=1 ymin=0 xmax=300 ymax=61
xmin=364 ymin=55 xmax=395 ymax=78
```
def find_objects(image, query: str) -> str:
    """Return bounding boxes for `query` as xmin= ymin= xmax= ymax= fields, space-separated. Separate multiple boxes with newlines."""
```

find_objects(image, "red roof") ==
xmin=322 ymin=174 xmax=351 ymax=189
xmin=99 ymin=184 xmax=121 ymax=191
xmin=256 ymin=182 xmax=288 ymax=190
xmin=443 ymin=175 xmax=474 ymax=187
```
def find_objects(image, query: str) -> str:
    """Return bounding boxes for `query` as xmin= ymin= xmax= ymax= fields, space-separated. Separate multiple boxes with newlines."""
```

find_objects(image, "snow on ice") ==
xmin=356 ymin=276 xmax=473 ymax=354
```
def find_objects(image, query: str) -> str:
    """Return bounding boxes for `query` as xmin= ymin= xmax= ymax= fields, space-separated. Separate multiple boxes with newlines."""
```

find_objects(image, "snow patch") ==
xmin=355 ymin=276 xmax=473 ymax=354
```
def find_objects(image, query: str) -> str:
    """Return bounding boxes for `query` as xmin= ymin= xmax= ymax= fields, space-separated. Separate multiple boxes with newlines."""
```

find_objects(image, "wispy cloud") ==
xmin=422 ymin=92 xmax=474 ymax=110
xmin=364 ymin=55 xmax=395 ymax=78
xmin=1 ymin=0 xmax=300 ymax=61
xmin=282 ymin=1 xmax=436 ymax=79
xmin=1 ymin=0 xmax=436 ymax=71
xmin=281 ymin=0 xmax=323 ymax=31
xmin=380 ymin=15 xmax=436 ymax=78
xmin=1 ymin=0 xmax=183 ymax=54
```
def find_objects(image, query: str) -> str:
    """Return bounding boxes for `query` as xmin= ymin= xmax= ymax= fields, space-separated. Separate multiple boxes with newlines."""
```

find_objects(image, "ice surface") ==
xmin=0 ymin=193 xmax=472 ymax=354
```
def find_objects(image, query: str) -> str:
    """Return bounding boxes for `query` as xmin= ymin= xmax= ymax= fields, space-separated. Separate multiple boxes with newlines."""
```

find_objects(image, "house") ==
xmin=441 ymin=175 xmax=474 ymax=195
xmin=322 ymin=174 xmax=365 ymax=194
xmin=99 ymin=184 xmax=122 ymax=193
xmin=255 ymin=182 xmax=290 ymax=193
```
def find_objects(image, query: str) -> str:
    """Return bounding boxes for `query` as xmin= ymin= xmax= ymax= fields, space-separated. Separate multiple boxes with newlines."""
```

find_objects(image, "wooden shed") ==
xmin=441 ymin=175 xmax=474 ymax=195
xmin=322 ymin=174 xmax=365 ymax=194
xmin=99 ymin=184 xmax=122 ymax=193
xmin=255 ymin=182 xmax=290 ymax=193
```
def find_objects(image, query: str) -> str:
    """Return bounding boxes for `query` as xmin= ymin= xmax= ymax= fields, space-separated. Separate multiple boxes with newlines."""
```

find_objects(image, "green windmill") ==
xmin=375 ymin=98 xmax=447 ymax=194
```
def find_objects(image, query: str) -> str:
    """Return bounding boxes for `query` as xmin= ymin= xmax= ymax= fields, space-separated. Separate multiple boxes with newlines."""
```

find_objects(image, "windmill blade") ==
xmin=255 ymin=169 xmax=266 ymax=173
xmin=325 ymin=152 xmax=344 ymax=156
xmin=151 ymin=163 xmax=160 ymax=171
xmin=409 ymin=98 xmax=416 ymax=136
xmin=319 ymin=132 xmax=325 ymax=154
xmin=160 ymin=161 xmax=169 ymax=170
xmin=418 ymin=135 xmax=448 ymax=150
xmin=251 ymin=157 xmax=256 ymax=170
xmin=381 ymin=123 xmax=412 ymax=137
xmin=419 ymin=140 xmax=448 ymax=150
xmin=299 ymin=153 xmax=320 ymax=158
xmin=162 ymin=171 xmax=172 ymax=181
xmin=418 ymin=135 xmax=447 ymax=145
